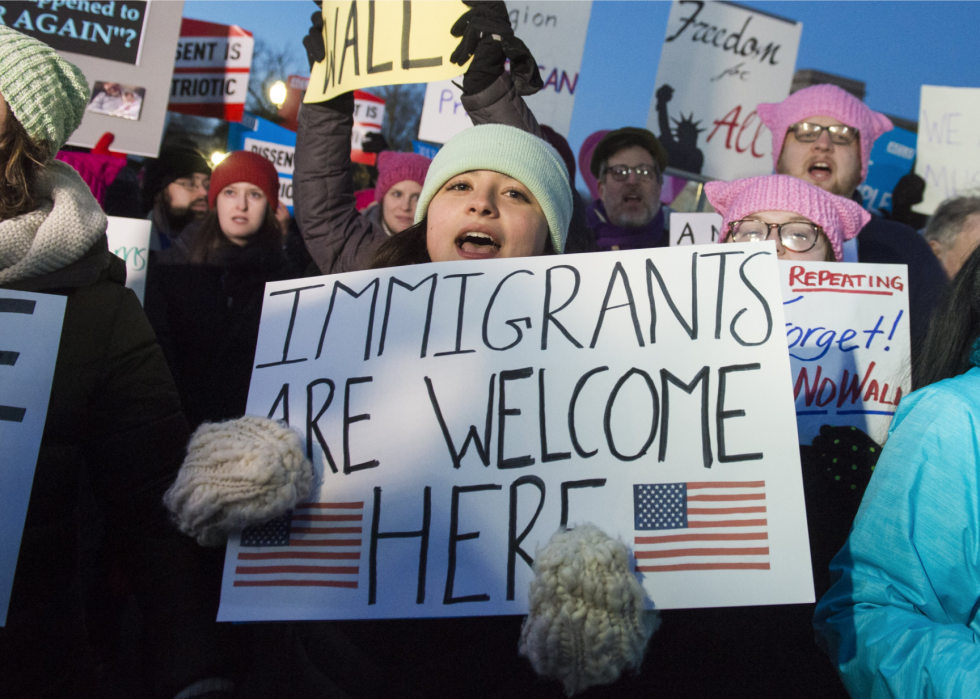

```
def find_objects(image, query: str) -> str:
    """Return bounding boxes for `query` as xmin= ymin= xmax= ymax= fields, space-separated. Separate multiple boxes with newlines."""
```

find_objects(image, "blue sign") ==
xmin=228 ymin=114 xmax=297 ymax=213
xmin=859 ymin=126 xmax=917 ymax=215
xmin=412 ymin=139 xmax=441 ymax=159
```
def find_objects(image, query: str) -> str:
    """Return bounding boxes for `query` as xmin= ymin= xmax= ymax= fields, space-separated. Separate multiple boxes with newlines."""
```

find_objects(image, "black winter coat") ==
xmin=146 ymin=236 xmax=302 ymax=429
xmin=0 ymin=238 xmax=229 ymax=698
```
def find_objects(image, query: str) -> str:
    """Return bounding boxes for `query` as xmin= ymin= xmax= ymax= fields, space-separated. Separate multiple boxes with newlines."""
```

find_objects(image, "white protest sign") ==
xmin=780 ymin=261 xmax=910 ymax=445
xmin=168 ymin=18 xmax=254 ymax=122
xmin=0 ymin=290 xmax=66 ymax=626
xmin=217 ymin=243 xmax=814 ymax=622
xmin=646 ymin=1 xmax=801 ymax=180
xmin=670 ymin=212 xmax=723 ymax=247
xmin=913 ymin=85 xmax=980 ymax=216
xmin=106 ymin=216 xmax=151 ymax=304
xmin=417 ymin=1 xmax=593 ymax=144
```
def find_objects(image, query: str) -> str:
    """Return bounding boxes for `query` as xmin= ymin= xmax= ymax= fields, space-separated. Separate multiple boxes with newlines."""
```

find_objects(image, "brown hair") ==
xmin=0 ymin=104 xmax=51 ymax=220
xmin=369 ymin=217 xmax=557 ymax=269
xmin=190 ymin=201 xmax=283 ymax=264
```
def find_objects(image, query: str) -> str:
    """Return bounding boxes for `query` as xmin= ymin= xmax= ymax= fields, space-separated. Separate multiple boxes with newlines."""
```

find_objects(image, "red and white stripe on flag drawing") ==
xmin=234 ymin=501 xmax=364 ymax=588
xmin=633 ymin=481 xmax=769 ymax=573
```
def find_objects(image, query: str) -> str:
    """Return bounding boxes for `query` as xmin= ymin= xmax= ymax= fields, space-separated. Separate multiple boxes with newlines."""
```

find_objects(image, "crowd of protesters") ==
xmin=3 ymin=1 xmax=980 ymax=696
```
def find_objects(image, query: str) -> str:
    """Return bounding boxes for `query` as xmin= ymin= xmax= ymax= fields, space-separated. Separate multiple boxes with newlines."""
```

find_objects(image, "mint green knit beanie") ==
xmin=414 ymin=124 xmax=573 ymax=253
xmin=0 ymin=26 xmax=90 ymax=152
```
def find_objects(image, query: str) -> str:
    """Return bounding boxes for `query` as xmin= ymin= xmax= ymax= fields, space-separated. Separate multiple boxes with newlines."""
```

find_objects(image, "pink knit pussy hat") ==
xmin=705 ymin=175 xmax=871 ymax=262
xmin=374 ymin=151 xmax=431 ymax=203
xmin=757 ymin=84 xmax=893 ymax=181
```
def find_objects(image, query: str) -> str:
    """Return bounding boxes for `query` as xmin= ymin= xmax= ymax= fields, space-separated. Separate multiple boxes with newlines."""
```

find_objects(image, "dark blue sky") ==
xmin=183 ymin=1 xmax=980 ymax=161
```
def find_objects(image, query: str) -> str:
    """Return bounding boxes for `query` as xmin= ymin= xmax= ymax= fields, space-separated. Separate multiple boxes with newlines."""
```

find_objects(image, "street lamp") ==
xmin=211 ymin=151 xmax=228 ymax=166
xmin=269 ymin=80 xmax=287 ymax=108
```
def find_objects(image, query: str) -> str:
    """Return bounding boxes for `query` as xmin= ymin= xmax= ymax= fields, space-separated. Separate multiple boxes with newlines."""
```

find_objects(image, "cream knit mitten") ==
xmin=519 ymin=524 xmax=659 ymax=695
xmin=164 ymin=416 xmax=313 ymax=546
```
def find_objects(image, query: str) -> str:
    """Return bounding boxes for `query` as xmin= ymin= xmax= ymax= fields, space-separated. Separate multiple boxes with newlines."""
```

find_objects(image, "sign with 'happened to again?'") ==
xmin=0 ymin=0 xmax=149 ymax=64
xmin=0 ymin=290 xmax=65 ymax=626
xmin=218 ymin=243 xmax=814 ymax=622
xmin=306 ymin=0 xmax=469 ymax=103
xmin=780 ymin=261 xmax=910 ymax=445
xmin=647 ymin=0 xmax=801 ymax=181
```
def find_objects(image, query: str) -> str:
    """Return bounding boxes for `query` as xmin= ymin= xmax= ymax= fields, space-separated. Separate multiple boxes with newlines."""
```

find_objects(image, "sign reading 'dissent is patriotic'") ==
xmin=0 ymin=290 xmax=65 ymax=626
xmin=168 ymin=18 xmax=254 ymax=122
xmin=780 ymin=261 xmax=910 ymax=445
xmin=646 ymin=1 xmax=802 ymax=181
xmin=217 ymin=243 xmax=814 ymax=621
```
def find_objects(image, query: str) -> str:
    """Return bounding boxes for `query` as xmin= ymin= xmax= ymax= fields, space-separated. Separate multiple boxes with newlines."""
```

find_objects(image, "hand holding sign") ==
xmin=305 ymin=0 xmax=472 ymax=104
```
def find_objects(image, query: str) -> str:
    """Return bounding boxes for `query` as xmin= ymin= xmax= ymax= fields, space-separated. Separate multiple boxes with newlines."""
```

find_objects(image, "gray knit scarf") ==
xmin=0 ymin=159 xmax=107 ymax=285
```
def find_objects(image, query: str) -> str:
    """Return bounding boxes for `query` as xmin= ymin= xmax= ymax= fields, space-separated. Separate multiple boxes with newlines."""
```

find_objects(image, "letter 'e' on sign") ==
xmin=0 ymin=290 xmax=66 ymax=626
xmin=305 ymin=1 xmax=472 ymax=103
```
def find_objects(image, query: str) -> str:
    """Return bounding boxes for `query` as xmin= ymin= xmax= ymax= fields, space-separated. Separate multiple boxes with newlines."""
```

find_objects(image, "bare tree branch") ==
xmin=364 ymin=84 xmax=426 ymax=152
xmin=246 ymin=39 xmax=303 ymax=123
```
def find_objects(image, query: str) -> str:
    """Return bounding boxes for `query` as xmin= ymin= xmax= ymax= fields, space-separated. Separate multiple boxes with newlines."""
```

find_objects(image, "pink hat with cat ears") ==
xmin=705 ymin=175 xmax=871 ymax=262
xmin=757 ymin=84 xmax=893 ymax=181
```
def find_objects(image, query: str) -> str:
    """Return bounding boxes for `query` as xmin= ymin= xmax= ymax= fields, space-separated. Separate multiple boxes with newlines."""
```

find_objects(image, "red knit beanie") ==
xmin=374 ymin=151 xmax=430 ymax=203
xmin=208 ymin=151 xmax=280 ymax=211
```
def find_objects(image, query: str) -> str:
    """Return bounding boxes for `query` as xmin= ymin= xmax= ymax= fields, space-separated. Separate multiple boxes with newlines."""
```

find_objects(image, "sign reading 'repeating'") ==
xmin=218 ymin=243 xmax=814 ymax=622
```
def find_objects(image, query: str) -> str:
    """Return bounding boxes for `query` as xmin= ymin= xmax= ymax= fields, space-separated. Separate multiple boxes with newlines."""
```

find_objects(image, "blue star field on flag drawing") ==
xmin=633 ymin=483 xmax=688 ymax=530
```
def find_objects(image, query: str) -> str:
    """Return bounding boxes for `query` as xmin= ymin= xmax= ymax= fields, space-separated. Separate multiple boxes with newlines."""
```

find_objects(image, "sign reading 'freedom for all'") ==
xmin=218 ymin=244 xmax=814 ymax=622
xmin=305 ymin=0 xmax=471 ymax=103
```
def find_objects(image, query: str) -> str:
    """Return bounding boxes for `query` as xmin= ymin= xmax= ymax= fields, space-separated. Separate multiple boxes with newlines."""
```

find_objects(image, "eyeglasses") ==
xmin=603 ymin=164 xmax=658 ymax=182
xmin=172 ymin=176 xmax=210 ymax=193
xmin=788 ymin=122 xmax=859 ymax=146
xmin=727 ymin=219 xmax=823 ymax=253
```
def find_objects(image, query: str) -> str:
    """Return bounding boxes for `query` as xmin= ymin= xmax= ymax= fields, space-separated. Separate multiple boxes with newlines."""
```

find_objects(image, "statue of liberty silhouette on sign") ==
xmin=655 ymin=84 xmax=706 ymax=175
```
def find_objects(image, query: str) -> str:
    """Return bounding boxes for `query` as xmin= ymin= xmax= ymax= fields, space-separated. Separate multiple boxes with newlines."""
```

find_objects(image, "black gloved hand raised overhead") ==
xmin=451 ymin=1 xmax=543 ymax=97
xmin=303 ymin=2 xmax=325 ymax=70
xmin=360 ymin=131 xmax=388 ymax=154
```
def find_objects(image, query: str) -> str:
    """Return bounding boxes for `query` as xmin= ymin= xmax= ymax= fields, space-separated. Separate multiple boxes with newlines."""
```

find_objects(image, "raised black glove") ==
xmin=302 ymin=3 xmax=325 ymax=69
xmin=360 ymin=131 xmax=388 ymax=154
xmin=450 ymin=1 xmax=513 ymax=67
xmin=450 ymin=2 xmax=542 ymax=97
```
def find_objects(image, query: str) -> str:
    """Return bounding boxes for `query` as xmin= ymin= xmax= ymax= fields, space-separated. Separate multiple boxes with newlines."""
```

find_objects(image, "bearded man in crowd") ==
xmin=758 ymin=84 xmax=947 ymax=351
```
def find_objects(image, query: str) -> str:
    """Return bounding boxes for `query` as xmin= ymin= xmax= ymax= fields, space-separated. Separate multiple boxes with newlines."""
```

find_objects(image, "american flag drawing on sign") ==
xmin=234 ymin=501 xmax=364 ymax=588
xmin=633 ymin=481 xmax=769 ymax=572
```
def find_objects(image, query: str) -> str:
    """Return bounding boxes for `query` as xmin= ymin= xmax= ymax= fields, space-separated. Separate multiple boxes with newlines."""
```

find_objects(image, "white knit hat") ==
xmin=414 ymin=124 xmax=573 ymax=253
xmin=163 ymin=416 xmax=314 ymax=546
xmin=519 ymin=524 xmax=659 ymax=695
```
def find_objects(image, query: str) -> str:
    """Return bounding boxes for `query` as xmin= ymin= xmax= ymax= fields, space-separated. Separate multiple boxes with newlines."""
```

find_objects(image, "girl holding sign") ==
xmin=0 ymin=26 xmax=234 ymax=699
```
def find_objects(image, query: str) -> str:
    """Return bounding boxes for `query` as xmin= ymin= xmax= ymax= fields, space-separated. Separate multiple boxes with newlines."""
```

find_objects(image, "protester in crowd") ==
xmin=814 ymin=241 xmax=980 ymax=697
xmin=142 ymin=143 xmax=212 ymax=250
xmin=0 ymin=26 xmax=234 ymax=699
xmin=711 ymin=174 xmax=870 ymax=262
xmin=883 ymin=170 xmax=928 ymax=230
xmin=592 ymin=174 xmax=873 ymax=699
xmin=587 ymin=127 xmax=671 ymax=252
xmin=145 ymin=151 xmax=305 ymax=430
xmin=924 ymin=194 xmax=980 ymax=278
xmin=295 ymin=0 xmax=594 ymax=274
xmin=757 ymin=84 xmax=947 ymax=353
xmin=540 ymin=123 xmax=595 ymax=253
